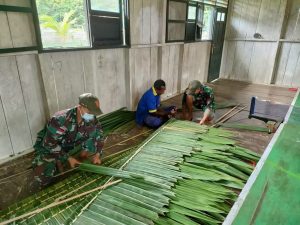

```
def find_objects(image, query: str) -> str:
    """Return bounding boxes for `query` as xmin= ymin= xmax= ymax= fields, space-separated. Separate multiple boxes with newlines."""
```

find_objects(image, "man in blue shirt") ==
xmin=136 ymin=80 xmax=176 ymax=128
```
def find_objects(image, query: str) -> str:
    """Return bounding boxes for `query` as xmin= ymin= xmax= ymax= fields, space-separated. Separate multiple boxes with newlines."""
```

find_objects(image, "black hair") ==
xmin=154 ymin=79 xmax=166 ymax=89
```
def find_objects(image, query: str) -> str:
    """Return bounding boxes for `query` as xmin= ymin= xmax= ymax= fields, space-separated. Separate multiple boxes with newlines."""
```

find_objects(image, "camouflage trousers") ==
xmin=32 ymin=127 xmax=69 ymax=188
xmin=32 ymin=153 xmax=69 ymax=188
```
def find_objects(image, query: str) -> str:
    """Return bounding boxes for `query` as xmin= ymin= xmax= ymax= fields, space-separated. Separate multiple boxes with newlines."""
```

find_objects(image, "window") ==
xmin=35 ymin=0 xmax=128 ymax=50
xmin=202 ymin=5 xmax=214 ymax=40
xmin=89 ymin=0 xmax=124 ymax=46
xmin=217 ymin=12 xmax=226 ymax=22
xmin=186 ymin=3 xmax=197 ymax=41
xmin=91 ymin=0 xmax=120 ymax=12
xmin=36 ymin=0 xmax=90 ymax=49
xmin=166 ymin=0 xmax=187 ymax=42
xmin=166 ymin=0 xmax=227 ymax=42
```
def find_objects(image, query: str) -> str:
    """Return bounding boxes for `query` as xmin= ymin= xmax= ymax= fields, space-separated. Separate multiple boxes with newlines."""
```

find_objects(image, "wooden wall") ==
xmin=39 ymin=49 xmax=127 ymax=116
xmin=130 ymin=0 xmax=165 ymax=45
xmin=128 ymin=0 xmax=211 ymax=105
xmin=0 ymin=1 xmax=45 ymax=160
xmin=0 ymin=0 xmax=212 ymax=160
xmin=181 ymin=42 xmax=211 ymax=90
xmin=220 ymin=0 xmax=286 ymax=84
xmin=0 ymin=54 xmax=46 ymax=159
xmin=221 ymin=0 xmax=300 ymax=87
xmin=0 ymin=0 xmax=36 ymax=49
xmin=273 ymin=0 xmax=300 ymax=86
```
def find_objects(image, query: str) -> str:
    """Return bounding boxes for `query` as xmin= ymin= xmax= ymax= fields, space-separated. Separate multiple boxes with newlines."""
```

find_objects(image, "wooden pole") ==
xmin=214 ymin=104 xmax=240 ymax=124
xmin=0 ymin=179 xmax=122 ymax=225
xmin=213 ymin=106 xmax=247 ymax=128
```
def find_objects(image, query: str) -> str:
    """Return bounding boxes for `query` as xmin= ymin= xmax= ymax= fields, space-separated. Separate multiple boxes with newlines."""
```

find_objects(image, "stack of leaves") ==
xmin=0 ymin=147 xmax=137 ymax=225
xmin=0 ymin=120 xmax=260 ymax=225
xmin=218 ymin=122 xmax=269 ymax=133
xmin=97 ymin=108 xmax=135 ymax=136
xmin=73 ymin=120 xmax=259 ymax=225
xmin=156 ymin=123 xmax=259 ymax=225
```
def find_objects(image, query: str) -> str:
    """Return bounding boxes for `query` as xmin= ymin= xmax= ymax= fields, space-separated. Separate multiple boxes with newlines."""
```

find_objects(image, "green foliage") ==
xmin=0 ymin=120 xmax=260 ymax=225
xmin=36 ymin=0 xmax=85 ymax=27
xmin=40 ymin=11 xmax=76 ymax=38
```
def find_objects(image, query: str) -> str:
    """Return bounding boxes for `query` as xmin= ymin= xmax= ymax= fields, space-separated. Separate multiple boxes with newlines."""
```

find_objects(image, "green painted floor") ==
xmin=231 ymin=92 xmax=300 ymax=225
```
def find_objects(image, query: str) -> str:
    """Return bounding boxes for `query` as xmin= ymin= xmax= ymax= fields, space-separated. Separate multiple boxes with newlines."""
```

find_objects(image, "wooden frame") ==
xmin=0 ymin=3 xmax=38 ymax=53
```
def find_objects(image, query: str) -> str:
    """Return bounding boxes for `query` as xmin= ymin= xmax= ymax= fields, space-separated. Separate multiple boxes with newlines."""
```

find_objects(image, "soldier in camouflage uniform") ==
xmin=182 ymin=80 xmax=215 ymax=125
xmin=32 ymin=93 xmax=105 ymax=187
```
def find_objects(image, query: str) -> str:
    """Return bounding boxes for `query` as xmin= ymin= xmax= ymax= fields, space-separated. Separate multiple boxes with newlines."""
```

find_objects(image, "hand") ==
xmin=79 ymin=150 xmax=89 ymax=160
xmin=68 ymin=157 xmax=81 ymax=168
xmin=199 ymin=119 xmax=205 ymax=125
xmin=92 ymin=153 xmax=102 ymax=165
xmin=169 ymin=108 xmax=177 ymax=118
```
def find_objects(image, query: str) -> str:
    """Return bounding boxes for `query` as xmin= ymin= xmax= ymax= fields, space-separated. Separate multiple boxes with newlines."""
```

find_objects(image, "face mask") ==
xmin=79 ymin=107 xmax=94 ymax=123
xmin=82 ymin=113 xmax=94 ymax=123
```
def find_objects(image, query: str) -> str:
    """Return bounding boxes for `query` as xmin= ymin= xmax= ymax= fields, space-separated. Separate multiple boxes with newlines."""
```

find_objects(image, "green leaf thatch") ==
xmin=0 ymin=119 xmax=260 ymax=225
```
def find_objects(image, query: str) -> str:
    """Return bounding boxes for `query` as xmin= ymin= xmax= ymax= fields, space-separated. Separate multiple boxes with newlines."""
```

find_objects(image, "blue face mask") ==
xmin=81 ymin=112 xmax=95 ymax=123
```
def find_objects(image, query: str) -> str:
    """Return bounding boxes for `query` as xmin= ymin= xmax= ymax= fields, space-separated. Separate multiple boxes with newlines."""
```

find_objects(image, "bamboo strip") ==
xmin=0 ymin=179 xmax=122 ymax=225
xmin=213 ymin=106 xmax=247 ymax=128
xmin=214 ymin=104 xmax=240 ymax=124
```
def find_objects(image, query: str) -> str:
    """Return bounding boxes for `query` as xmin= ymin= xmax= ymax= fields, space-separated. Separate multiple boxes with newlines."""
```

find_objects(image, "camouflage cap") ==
xmin=186 ymin=80 xmax=203 ymax=95
xmin=79 ymin=93 xmax=103 ymax=115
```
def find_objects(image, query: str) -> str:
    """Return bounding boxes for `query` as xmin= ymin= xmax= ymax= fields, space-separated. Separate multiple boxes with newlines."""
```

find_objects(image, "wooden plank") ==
xmin=181 ymin=42 xmax=211 ymax=90
xmin=160 ymin=0 xmax=167 ymax=43
xmin=142 ymin=0 xmax=151 ymax=45
xmin=161 ymin=45 xmax=180 ymax=98
xmin=161 ymin=45 xmax=170 ymax=94
xmin=1 ymin=0 xmax=31 ymax=7
xmin=248 ymin=42 xmax=277 ymax=84
xmin=92 ymin=49 xmax=127 ymax=113
xmin=129 ymin=47 xmax=159 ymax=109
xmin=237 ymin=0 xmax=248 ymax=38
xmin=7 ymin=12 xmax=36 ymax=48
xmin=0 ymin=12 xmax=13 ymax=49
xmin=244 ymin=0 xmax=262 ymax=39
xmin=228 ymin=0 xmax=245 ymax=38
xmin=220 ymin=41 xmax=236 ymax=79
xmin=282 ymin=0 xmax=300 ymax=39
xmin=274 ymin=43 xmax=292 ymax=85
xmin=210 ymin=80 xmax=294 ymax=104
xmin=0 ymin=96 xmax=13 ymax=159
xmin=224 ymin=0 xmax=235 ymax=38
xmin=150 ymin=47 xmax=159 ymax=81
xmin=0 ymin=56 xmax=32 ymax=154
xmin=291 ymin=48 xmax=300 ymax=87
xmin=127 ymin=49 xmax=136 ymax=110
xmin=39 ymin=53 xmax=59 ymax=116
xmin=282 ymin=43 xmax=300 ymax=86
xmin=132 ymin=48 xmax=151 ymax=108
xmin=78 ymin=50 xmax=95 ymax=94
xmin=255 ymin=0 xmax=286 ymax=39
xmin=130 ymin=0 xmax=142 ymax=45
xmin=233 ymin=41 xmax=254 ymax=81
xmin=168 ymin=1 xmax=186 ymax=21
xmin=51 ymin=52 xmax=86 ymax=111
xmin=168 ymin=45 xmax=180 ymax=96
xmin=150 ymin=0 xmax=160 ymax=44
xmin=16 ymin=54 xmax=47 ymax=142
xmin=167 ymin=23 xmax=185 ymax=41
xmin=231 ymin=41 xmax=247 ymax=80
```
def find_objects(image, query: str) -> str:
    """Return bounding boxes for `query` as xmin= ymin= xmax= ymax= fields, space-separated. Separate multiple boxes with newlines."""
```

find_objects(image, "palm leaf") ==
xmin=0 ymin=120 xmax=260 ymax=225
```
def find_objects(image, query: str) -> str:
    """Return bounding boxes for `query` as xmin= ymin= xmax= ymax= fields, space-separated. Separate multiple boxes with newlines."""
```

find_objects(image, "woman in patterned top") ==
xmin=182 ymin=80 xmax=215 ymax=125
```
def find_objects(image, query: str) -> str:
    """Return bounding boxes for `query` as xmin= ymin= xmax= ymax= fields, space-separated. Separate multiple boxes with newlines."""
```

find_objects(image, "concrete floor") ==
xmin=0 ymin=79 xmax=296 ymax=209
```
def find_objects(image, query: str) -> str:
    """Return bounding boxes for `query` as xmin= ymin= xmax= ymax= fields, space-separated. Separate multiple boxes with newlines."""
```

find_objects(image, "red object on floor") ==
xmin=288 ymin=88 xmax=298 ymax=92
xmin=251 ymin=161 xmax=257 ymax=167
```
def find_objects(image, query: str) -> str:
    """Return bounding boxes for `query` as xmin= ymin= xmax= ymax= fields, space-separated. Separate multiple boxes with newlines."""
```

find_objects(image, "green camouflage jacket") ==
xmin=33 ymin=107 xmax=105 ymax=166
